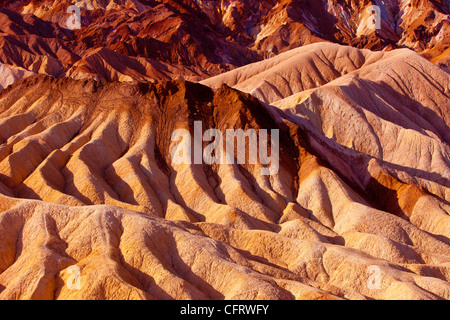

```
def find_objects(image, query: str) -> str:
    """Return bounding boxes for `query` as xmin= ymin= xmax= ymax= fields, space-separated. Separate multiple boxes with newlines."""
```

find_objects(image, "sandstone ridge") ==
xmin=0 ymin=63 xmax=449 ymax=299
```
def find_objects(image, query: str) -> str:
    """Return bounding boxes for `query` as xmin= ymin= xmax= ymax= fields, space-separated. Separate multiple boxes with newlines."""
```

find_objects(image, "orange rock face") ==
xmin=0 ymin=0 xmax=449 ymax=87
xmin=0 ymin=42 xmax=449 ymax=299
xmin=0 ymin=1 xmax=448 ymax=301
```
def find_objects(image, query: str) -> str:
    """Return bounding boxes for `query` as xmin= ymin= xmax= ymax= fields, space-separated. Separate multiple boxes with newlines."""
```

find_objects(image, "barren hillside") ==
xmin=0 ymin=42 xmax=449 ymax=299
xmin=0 ymin=0 xmax=448 ymax=301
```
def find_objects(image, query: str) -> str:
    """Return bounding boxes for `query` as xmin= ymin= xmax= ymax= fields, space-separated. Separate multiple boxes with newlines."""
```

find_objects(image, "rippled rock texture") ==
xmin=0 ymin=42 xmax=449 ymax=299
xmin=0 ymin=1 xmax=448 ymax=300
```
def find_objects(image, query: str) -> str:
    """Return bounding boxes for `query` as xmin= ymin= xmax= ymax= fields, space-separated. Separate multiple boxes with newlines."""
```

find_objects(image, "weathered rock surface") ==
xmin=0 ymin=42 xmax=449 ymax=299
xmin=0 ymin=1 xmax=448 ymax=301
xmin=202 ymin=43 xmax=450 ymax=208
xmin=0 ymin=0 xmax=448 ymax=88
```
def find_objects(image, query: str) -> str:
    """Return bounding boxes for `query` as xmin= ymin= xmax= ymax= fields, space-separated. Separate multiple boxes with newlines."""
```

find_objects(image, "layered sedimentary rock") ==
xmin=0 ymin=42 xmax=448 ymax=299
xmin=0 ymin=0 xmax=448 ymax=88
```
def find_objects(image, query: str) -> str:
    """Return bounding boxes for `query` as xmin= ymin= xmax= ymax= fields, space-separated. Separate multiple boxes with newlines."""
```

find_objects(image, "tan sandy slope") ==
xmin=0 ymin=0 xmax=449 ymax=89
xmin=0 ymin=42 xmax=449 ymax=299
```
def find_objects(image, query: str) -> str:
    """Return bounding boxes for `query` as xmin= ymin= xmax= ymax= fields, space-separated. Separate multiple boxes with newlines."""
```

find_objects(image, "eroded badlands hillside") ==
xmin=0 ymin=43 xmax=448 ymax=299
xmin=0 ymin=0 xmax=449 ymax=90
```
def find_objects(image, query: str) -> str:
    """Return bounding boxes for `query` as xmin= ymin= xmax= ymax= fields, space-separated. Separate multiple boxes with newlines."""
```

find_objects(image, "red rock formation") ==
xmin=0 ymin=1 xmax=448 ymax=301
xmin=0 ymin=0 xmax=448 ymax=87
xmin=0 ymin=42 xmax=449 ymax=299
